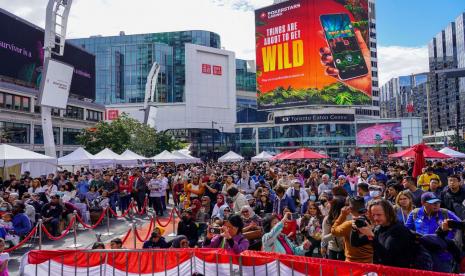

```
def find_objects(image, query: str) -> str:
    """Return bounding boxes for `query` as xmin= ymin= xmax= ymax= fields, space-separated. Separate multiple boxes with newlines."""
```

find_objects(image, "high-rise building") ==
xmin=380 ymin=73 xmax=428 ymax=131
xmin=428 ymin=18 xmax=463 ymax=133
xmin=69 ymin=31 xmax=221 ymax=105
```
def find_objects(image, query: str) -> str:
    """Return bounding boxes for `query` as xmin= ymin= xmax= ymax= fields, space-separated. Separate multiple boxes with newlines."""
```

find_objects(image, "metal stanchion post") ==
xmin=145 ymin=195 xmax=148 ymax=214
xmin=129 ymin=198 xmax=134 ymax=218
xmin=132 ymin=221 xmax=137 ymax=249
xmin=67 ymin=211 xmax=82 ymax=248
xmin=101 ymin=208 xmax=114 ymax=236
xmin=38 ymin=219 xmax=43 ymax=250
xmin=168 ymin=206 xmax=177 ymax=237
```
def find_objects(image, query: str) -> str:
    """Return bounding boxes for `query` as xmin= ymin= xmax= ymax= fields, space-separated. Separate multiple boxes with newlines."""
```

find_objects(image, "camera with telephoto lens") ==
xmin=354 ymin=217 xmax=368 ymax=228
xmin=209 ymin=227 xmax=221 ymax=235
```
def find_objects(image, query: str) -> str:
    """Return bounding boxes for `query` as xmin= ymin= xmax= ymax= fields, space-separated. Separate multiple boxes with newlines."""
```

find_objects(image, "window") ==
xmin=63 ymin=128 xmax=81 ymax=145
xmin=5 ymin=94 xmax=12 ymax=109
xmin=34 ymin=125 xmax=60 ymax=145
xmin=87 ymin=110 xmax=103 ymax=122
xmin=13 ymin=96 xmax=21 ymax=110
xmin=0 ymin=122 xmax=30 ymax=144
xmin=64 ymin=106 xmax=84 ymax=120
xmin=22 ymin=97 xmax=30 ymax=112
xmin=0 ymin=92 xmax=3 ymax=107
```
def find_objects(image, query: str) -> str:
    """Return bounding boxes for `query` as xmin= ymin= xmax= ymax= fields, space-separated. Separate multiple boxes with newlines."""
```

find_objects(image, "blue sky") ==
xmin=377 ymin=0 xmax=465 ymax=46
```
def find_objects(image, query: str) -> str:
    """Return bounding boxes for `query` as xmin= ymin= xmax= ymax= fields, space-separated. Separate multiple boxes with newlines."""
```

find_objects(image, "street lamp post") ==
xmin=211 ymin=121 xmax=217 ymax=160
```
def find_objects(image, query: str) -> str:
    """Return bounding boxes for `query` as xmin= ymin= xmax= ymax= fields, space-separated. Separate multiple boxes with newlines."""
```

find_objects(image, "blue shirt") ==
xmin=405 ymin=207 xmax=460 ymax=239
xmin=76 ymin=180 xmax=90 ymax=195
xmin=13 ymin=213 xmax=32 ymax=236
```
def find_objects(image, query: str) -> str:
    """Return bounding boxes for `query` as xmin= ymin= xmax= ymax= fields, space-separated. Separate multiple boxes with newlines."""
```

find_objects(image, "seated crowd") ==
xmin=3 ymin=159 xmax=465 ymax=273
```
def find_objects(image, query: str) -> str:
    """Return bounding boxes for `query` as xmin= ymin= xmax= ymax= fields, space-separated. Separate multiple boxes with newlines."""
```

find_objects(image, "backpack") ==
xmin=411 ymin=208 xmax=449 ymax=230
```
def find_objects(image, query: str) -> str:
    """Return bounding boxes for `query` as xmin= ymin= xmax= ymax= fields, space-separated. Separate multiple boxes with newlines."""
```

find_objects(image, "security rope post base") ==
xmin=101 ymin=207 xmax=114 ymax=236
xmin=132 ymin=221 xmax=137 ymax=249
xmin=38 ymin=219 xmax=43 ymax=250
xmin=167 ymin=207 xmax=177 ymax=237
xmin=67 ymin=210 xmax=82 ymax=248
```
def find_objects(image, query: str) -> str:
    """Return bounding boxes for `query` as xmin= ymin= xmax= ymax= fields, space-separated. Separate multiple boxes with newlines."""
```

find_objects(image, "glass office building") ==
xmin=69 ymin=31 xmax=221 ymax=105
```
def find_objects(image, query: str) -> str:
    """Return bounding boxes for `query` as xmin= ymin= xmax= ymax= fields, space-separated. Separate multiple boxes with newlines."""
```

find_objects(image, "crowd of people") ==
xmin=1 ymin=159 xmax=465 ymax=273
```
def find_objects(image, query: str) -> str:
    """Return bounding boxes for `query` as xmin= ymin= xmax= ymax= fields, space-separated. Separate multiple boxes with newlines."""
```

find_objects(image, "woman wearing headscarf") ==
xmin=216 ymin=205 xmax=231 ymax=220
xmin=212 ymin=194 xmax=227 ymax=219
xmin=190 ymin=198 xmax=202 ymax=219
xmin=240 ymin=205 xmax=263 ymax=250
xmin=171 ymin=235 xmax=189 ymax=248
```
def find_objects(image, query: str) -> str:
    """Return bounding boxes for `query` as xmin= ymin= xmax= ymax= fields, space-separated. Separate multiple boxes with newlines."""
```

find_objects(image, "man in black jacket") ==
xmin=176 ymin=209 xmax=198 ymax=247
xmin=133 ymin=170 xmax=147 ymax=212
xmin=41 ymin=195 xmax=63 ymax=237
xmin=441 ymin=174 xmax=465 ymax=220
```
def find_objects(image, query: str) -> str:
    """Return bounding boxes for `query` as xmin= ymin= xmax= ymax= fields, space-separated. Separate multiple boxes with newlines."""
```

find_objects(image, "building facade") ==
xmin=0 ymin=8 xmax=104 ymax=156
xmin=428 ymin=19 xmax=463 ymax=134
xmin=380 ymin=73 xmax=428 ymax=132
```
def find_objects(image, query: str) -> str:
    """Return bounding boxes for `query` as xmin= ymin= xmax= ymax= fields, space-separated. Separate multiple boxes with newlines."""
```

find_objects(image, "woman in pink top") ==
xmin=0 ymin=238 xmax=9 ymax=276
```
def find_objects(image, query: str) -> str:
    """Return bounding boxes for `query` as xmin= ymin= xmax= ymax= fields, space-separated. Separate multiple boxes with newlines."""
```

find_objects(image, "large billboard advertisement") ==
xmin=0 ymin=9 xmax=95 ymax=100
xmin=255 ymin=0 xmax=371 ymax=110
xmin=356 ymin=122 xmax=402 ymax=146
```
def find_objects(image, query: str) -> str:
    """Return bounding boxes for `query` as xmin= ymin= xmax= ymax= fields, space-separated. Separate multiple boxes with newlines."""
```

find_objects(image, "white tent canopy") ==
xmin=218 ymin=151 xmax=244 ymax=162
xmin=0 ymin=144 xmax=56 ymax=167
xmin=171 ymin=151 xmax=202 ymax=164
xmin=120 ymin=149 xmax=147 ymax=160
xmin=151 ymin=150 xmax=183 ymax=163
xmin=58 ymin=147 xmax=108 ymax=167
xmin=94 ymin=148 xmax=137 ymax=166
xmin=251 ymin=151 xmax=274 ymax=162
xmin=439 ymin=147 xmax=465 ymax=158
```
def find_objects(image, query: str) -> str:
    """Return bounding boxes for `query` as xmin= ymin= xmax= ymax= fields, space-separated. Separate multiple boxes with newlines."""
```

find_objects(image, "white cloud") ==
xmin=377 ymin=45 xmax=429 ymax=86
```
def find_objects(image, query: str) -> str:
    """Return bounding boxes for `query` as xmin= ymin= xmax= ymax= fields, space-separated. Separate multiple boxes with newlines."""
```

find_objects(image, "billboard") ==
xmin=356 ymin=122 xmax=402 ymax=146
xmin=0 ymin=9 xmax=95 ymax=100
xmin=255 ymin=0 xmax=371 ymax=110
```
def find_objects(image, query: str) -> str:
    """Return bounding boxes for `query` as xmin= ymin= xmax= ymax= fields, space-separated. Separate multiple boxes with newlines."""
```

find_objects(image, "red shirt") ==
xmin=119 ymin=179 xmax=133 ymax=193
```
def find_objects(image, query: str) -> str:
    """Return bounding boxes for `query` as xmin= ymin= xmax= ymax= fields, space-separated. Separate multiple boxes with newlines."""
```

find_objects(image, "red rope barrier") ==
xmin=75 ymin=209 xmax=106 ymax=229
xmin=134 ymin=217 xmax=154 ymax=242
xmin=155 ymin=209 xmax=174 ymax=228
xmin=108 ymin=202 xmax=134 ymax=218
xmin=121 ymin=228 xmax=132 ymax=244
xmin=132 ymin=198 xmax=148 ymax=215
xmin=41 ymin=216 xmax=75 ymax=241
xmin=4 ymin=226 xmax=37 ymax=253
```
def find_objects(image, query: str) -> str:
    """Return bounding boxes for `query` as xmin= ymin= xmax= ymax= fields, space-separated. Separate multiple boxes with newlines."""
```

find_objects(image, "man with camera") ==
xmin=331 ymin=196 xmax=373 ymax=263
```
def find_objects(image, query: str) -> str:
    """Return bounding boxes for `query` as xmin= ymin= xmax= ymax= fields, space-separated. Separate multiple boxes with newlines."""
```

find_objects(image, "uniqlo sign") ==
xmin=201 ymin=64 xmax=211 ymax=74
xmin=106 ymin=110 xmax=119 ymax=120
xmin=202 ymin=64 xmax=222 ymax=76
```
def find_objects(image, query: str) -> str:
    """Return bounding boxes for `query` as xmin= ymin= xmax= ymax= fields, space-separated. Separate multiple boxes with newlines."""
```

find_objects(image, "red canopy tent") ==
xmin=388 ymin=144 xmax=450 ymax=159
xmin=271 ymin=150 xmax=293 ymax=160
xmin=388 ymin=144 xmax=450 ymax=178
xmin=280 ymin=148 xmax=329 ymax=160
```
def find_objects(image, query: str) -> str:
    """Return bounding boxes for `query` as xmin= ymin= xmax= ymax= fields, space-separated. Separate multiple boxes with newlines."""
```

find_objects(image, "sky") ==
xmin=1 ymin=0 xmax=465 ymax=85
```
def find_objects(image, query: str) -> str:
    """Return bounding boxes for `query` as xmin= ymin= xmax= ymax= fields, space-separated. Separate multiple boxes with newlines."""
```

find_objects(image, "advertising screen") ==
xmin=356 ymin=122 xmax=402 ymax=146
xmin=255 ymin=0 xmax=371 ymax=109
xmin=0 ymin=9 xmax=95 ymax=100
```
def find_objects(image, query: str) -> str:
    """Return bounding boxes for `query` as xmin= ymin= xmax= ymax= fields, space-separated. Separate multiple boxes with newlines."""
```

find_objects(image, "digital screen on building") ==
xmin=0 ymin=9 xmax=95 ymax=100
xmin=356 ymin=122 xmax=402 ymax=146
xmin=255 ymin=0 xmax=371 ymax=110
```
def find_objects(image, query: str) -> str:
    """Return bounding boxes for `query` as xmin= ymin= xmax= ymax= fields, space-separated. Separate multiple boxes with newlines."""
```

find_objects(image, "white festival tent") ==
xmin=94 ymin=148 xmax=137 ymax=167
xmin=251 ymin=151 xmax=274 ymax=162
xmin=439 ymin=147 xmax=465 ymax=158
xmin=151 ymin=150 xmax=184 ymax=163
xmin=120 ymin=149 xmax=148 ymax=160
xmin=0 ymin=144 xmax=57 ymax=177
xmin=58 ymin=147 xmax=111 ymax=167
xmin=171 ymin=151 xmax=202 ymax=164
xmin=218 ymin=151 xmax=244 ymax=162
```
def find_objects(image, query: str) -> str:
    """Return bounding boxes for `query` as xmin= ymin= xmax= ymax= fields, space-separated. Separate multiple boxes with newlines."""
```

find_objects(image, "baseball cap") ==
xmin=421 ymin=192 xmax=441 ymax=204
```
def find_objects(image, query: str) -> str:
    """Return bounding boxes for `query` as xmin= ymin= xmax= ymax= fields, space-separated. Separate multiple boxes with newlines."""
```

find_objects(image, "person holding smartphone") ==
xmin=203 ymin=214 xmax=249 ymax=254
xmin=262 ymin=212 xmax=311 ymax=255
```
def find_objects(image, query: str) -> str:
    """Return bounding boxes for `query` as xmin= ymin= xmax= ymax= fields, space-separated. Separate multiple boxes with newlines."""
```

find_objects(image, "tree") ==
xmin=450 ymin=133 xmax=465 ymax=152
xmin=77 ymin=114 xmax=183 ymax=156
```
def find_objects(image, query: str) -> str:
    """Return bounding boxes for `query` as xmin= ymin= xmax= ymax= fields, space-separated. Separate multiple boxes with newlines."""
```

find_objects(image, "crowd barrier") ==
xmin=5 ymin=196 xmax=174 ymax=253
xmin=20 ymin=248 xmax=452 ymax=276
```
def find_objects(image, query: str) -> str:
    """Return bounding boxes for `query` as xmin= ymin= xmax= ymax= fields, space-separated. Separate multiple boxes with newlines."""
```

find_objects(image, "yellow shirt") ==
xmin=417 ymin=173 xmax=442 ymax=191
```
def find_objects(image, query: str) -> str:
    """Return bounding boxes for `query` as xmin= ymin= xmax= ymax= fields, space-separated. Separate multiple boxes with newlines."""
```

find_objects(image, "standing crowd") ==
xmin=1 ymin=159 xmax=465 ymax=273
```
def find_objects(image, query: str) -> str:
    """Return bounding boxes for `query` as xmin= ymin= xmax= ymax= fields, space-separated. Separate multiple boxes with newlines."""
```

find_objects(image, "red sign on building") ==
xmin=106 ymin=110 xmax=119 ymax=121
xmin=213 ymin=65 xmax=222 ymax=76
xmin=201 ymin=64 xmax=211 ymax=74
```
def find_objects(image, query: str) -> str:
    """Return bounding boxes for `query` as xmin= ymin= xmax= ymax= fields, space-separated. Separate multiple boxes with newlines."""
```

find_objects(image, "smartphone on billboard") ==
xmin=320 ymin=13 xmax=368 ymax=80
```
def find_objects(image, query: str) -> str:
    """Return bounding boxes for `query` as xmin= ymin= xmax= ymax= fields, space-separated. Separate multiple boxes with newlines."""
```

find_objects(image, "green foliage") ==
xmin=257 ymin=82 xmax=371 ymax=108
xmin=450 ymin=134 xmax=465 ymax=152
xmin=77 ymin=114 xmax=182 ymax=157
